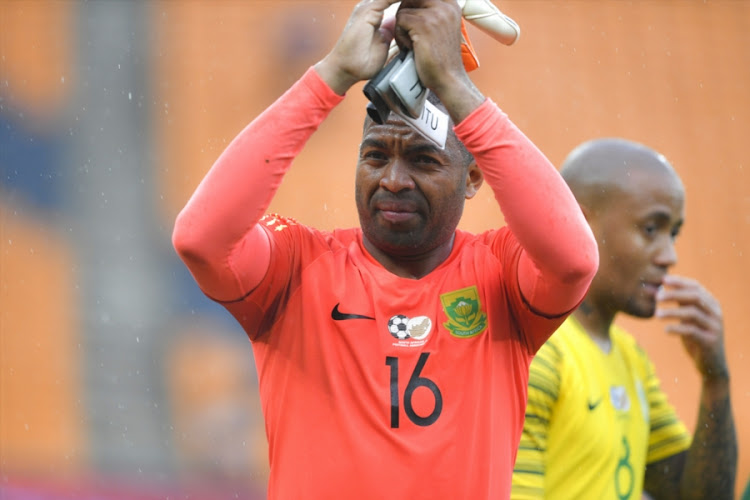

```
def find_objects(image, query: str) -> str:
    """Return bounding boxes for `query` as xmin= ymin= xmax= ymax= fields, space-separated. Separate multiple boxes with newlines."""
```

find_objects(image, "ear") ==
xmin=464 ymin=161 xmax=484 ymax=199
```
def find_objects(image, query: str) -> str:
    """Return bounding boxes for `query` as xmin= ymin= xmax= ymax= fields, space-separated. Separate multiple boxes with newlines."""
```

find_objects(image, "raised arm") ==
xmin=644 ymin=275 xmax=737 ymax=500
xmin=396 ymin=1 xmax=598 ymax=336
xmin=172 ymin=0 xmax=399 ymax=301
xmin=171 ymin=70 xmax=343 ymax=301
xmin=455 ymin=104 xmax=598 ymax=323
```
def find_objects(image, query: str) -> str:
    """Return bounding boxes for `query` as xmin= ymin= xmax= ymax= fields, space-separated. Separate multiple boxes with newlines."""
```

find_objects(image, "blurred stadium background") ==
xmin=1 ymin=1 xmax=748 ymax=498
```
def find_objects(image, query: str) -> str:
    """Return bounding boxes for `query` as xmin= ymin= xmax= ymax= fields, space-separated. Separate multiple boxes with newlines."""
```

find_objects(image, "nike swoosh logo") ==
xmin=588 ymin=399 xmax=602 ymax=411
xmin=331 ymin=303 xmax=375 ymax=321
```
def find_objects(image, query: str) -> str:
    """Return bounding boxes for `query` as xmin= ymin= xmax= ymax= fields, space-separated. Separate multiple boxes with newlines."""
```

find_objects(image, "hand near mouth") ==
xmin=655 ymin=274 xmax=728 ymax=382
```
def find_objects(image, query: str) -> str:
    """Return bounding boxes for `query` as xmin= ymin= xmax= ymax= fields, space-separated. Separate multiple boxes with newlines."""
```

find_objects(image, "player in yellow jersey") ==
xmin=511 ymin=138 xmax=737 ymax=500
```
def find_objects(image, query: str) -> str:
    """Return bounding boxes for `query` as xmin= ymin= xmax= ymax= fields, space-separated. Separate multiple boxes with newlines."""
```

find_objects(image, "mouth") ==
xmin=378 ymin=208 xmax=418 ymax=224
xmin=641 ymin=278 xmax=665 ymax=297
xmin=374 ymin=199 xmax=420 ymax=224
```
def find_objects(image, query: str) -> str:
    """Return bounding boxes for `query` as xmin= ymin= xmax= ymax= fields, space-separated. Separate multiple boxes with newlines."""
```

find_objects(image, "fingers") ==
xmin=393 ymin=1 xmax=465 ymax=77
xmin=316 ymin=0 xmax=402 ymax=94
xmin=655 ymin=275 xmax=728 ymax=378
xmin=383 ymin=0 xmax=484 ymax=122
xmin=661 ymin=319 xmax=719 ymax=343
xmin=656 ymin=275 xmax=722 ymax=322
xmin=655 ymin=275 xmax=723 ymax=340
xmin=354 ymin=0 xmax=401 ymax=36
xmin=658 ymin=306 xmax=720 ymax=336
xmin=380 ymin=3 xmax=398 ymax=39
xmin=397 ymin=0 xmax=463 ymax=42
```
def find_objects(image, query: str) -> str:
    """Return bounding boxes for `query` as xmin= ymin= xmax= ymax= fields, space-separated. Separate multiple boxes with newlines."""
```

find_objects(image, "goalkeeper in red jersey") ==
xmin=172 ymin=1 xmax=598 ymax=498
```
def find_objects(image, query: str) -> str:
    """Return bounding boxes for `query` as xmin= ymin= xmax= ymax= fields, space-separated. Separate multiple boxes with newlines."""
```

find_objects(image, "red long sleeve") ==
xmin=172 ymin=68 xmax=343 ymax=301
xmin=455 ymin=99 xmax=598 ymax=317
xmin=174 ymin=70 xmax=597 ymax=316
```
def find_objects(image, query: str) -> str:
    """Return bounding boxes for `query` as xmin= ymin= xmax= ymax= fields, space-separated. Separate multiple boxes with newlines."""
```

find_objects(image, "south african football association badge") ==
xmin=440 ymin=285 xmax=488 ymax=338
xmin=387 ymin=314 xmax=433 ymax=347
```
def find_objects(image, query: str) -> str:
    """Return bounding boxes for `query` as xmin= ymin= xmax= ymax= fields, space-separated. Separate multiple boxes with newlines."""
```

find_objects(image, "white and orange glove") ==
xmin=385 ymin=0 xmax=520 ymax=71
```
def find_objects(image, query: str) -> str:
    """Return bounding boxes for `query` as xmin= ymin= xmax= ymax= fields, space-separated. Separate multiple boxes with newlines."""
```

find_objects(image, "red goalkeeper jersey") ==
xmin=173 ymin=67 xmax=597 ymax=499
xmin=225 ymin=219 xmax=568 ymax=500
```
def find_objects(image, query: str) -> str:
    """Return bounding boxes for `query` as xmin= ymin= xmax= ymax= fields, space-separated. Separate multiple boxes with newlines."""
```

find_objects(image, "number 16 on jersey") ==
xmin=385 ymin=352 xmax=443 ymax=428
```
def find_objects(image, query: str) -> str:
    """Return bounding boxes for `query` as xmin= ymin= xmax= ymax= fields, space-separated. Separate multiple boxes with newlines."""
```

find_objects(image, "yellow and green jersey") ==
xmin=511 ymin=317 xmax=691 ymax=500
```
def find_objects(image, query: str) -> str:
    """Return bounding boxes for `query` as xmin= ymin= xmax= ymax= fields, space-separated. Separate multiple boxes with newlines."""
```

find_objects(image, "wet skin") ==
xmin=354 ymin=114 xmax=481 ymax=279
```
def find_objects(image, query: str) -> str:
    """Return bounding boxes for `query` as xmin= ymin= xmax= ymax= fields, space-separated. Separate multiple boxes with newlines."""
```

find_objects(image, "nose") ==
xmin=379 ymin=159 xmax=416 ymax=192
xmin=654 ymin=237 xmax=678 ymax=268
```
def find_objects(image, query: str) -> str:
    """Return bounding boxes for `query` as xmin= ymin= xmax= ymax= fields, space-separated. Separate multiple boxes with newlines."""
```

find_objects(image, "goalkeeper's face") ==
xmin=355 ymin=115 xmax=482 ymax=262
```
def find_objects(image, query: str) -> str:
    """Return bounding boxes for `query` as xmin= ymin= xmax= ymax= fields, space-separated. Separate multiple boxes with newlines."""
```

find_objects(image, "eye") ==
xmin=411 ymin=154 xmax=443 ymax=171
xmin=415 ymin=154 xmax=439 ymax=164
xmin=362 ymin=150 xmax=388 ymax=162
xmin=670 ymin=225 xmax=681 ymax=240
xmin=642 ymin=223 xmax=658 ymax=238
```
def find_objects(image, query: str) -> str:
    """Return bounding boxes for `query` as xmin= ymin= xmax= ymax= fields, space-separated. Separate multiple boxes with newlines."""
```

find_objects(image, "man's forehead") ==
xmin=628 ymin=164 xmax=685 ymax=196
xmin=363 ymin=120 xmax=440 ymax=146
xmin=607 ymin=171 xmax=685 ymax=217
